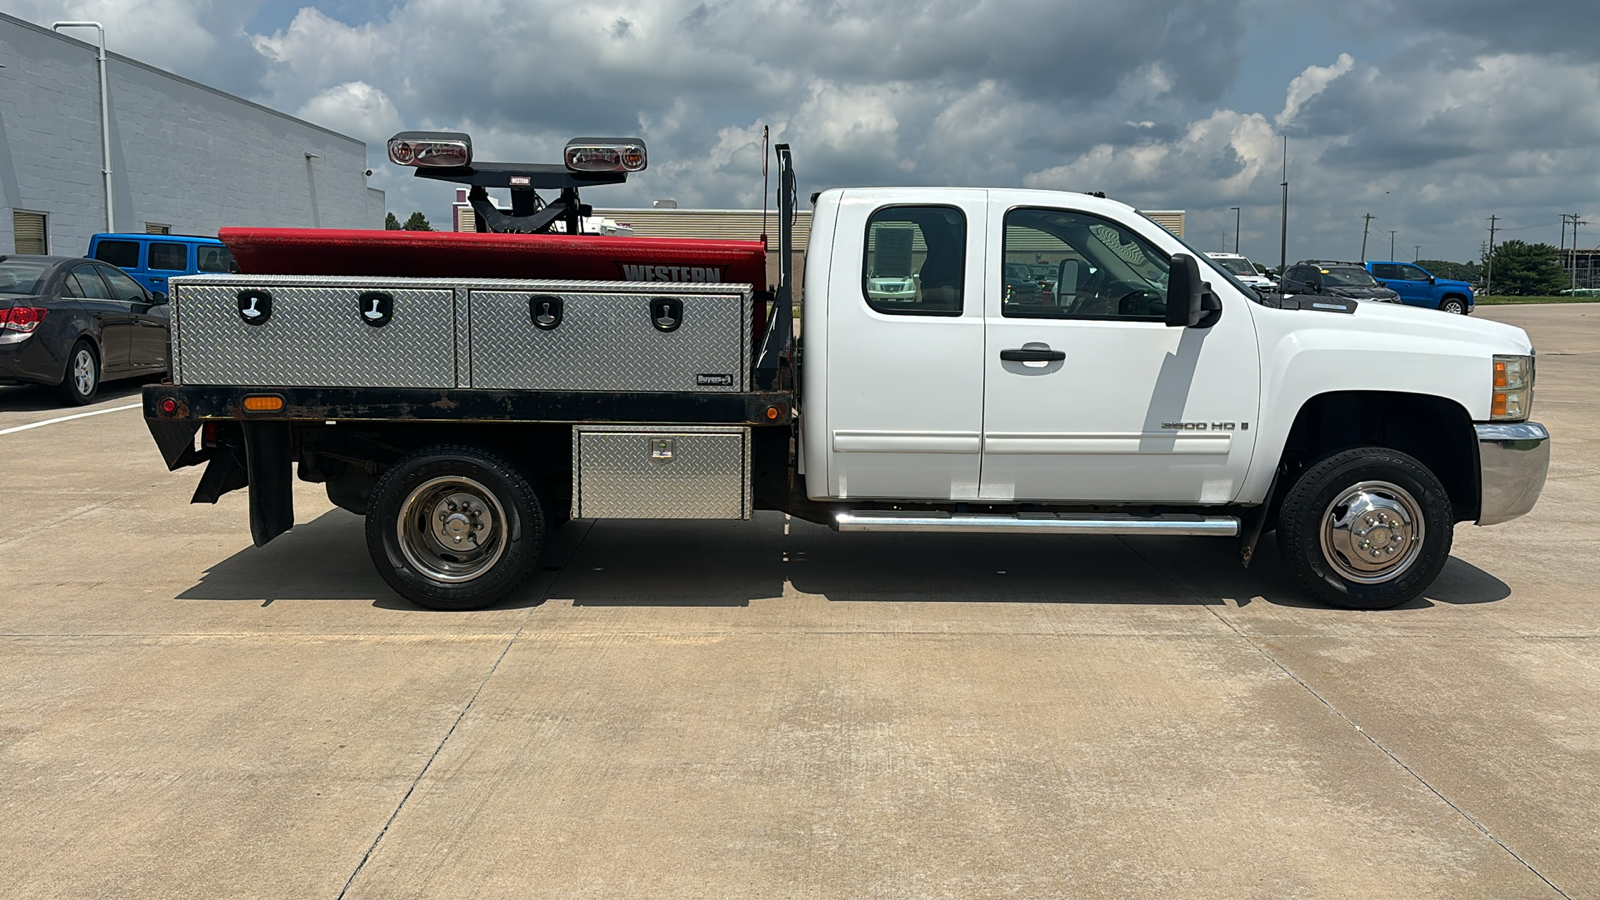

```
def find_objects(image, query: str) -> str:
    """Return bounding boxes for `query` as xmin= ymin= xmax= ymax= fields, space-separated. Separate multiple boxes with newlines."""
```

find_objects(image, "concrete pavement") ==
xmin=1 ymin=304 xmax=1596 ymax=898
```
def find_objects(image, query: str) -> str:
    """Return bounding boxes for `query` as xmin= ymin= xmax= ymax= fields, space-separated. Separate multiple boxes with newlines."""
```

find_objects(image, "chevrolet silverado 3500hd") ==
xmin=142 ymin=135 xmax=1549 ymax=611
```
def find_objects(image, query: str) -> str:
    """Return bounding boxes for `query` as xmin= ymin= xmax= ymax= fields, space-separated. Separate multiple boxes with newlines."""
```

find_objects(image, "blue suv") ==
xmin=88 ymin=233 xmax=237 ymax=298
xmin=1365 ymin=261 xmax=1474 ymax=315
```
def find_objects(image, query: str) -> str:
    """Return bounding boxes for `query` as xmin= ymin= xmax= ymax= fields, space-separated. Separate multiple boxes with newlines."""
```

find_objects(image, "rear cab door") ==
xmin=978 ymin=193 xmax=1262 ymax=504
xmin=144 ymin=240 xmax=191 ymax=297
xmin=818 ymin=189 xmax=990 ymax=500
xmin=66 ymin=263 xmax=133 ymax=373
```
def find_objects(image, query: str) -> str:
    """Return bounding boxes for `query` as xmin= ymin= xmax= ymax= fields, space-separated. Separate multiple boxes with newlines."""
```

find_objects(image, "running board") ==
xmin=833 ymin=510 xmax=1239 ymax=537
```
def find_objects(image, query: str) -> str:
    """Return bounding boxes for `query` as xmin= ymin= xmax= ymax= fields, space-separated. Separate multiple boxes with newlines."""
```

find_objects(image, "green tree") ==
xmin=384 ymin=211 xmax=401 ymax=230
xmin=402 ymin=211 xmax=434 ymax=232
xmin=1487 ymin=241 xmax=1564 ymax=296
xmin=1416 ymin=259 xmax=1481 ymax=283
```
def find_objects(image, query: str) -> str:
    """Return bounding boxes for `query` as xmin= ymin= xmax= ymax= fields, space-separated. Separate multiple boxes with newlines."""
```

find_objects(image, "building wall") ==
xmin=0 ymin=13 xmax=383 ymax=256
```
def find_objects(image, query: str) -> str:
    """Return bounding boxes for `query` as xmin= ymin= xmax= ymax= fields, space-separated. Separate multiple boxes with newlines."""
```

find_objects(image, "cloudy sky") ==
xmin=10 ymin=0 xmax=1598 ymax=265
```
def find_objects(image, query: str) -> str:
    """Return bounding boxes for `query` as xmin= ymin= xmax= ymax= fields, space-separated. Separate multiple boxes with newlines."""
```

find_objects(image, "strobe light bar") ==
xmin=564 ymin=138 xmax=647 ymax=173
xmin=388 ymin=131 xmax=473 ymax=168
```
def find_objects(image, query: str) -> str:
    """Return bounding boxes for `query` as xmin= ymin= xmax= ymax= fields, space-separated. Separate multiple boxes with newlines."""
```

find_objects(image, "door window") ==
xmin=100 ymin=266 xmax=148 ymax=302
xmin=70 ymin=264 xmax=115 ymax=300
xmin=197 ymin=245 xmax=236 ymax=273
xmin=148 ymin=242 xmax=188 ymax=271
xmin=861 ymin=206 xmax=966 ymax=316
xmin=1370 ymin=263 xmax=1402 ymax=279
xmin=1001 ymin=208 xmax=1170 ymax=320
xmin=93 ymin=240 xmax=141 ymax=268
xmin=1396 ymin=264 xmax=1430 ymax=282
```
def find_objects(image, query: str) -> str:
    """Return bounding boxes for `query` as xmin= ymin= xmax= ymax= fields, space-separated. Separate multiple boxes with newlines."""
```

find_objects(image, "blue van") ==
xmin=87 ymin=233 xmax=237 ymax=297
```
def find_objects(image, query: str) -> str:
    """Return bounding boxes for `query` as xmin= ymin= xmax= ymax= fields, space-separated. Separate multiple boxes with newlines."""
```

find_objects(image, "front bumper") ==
xmin=1476 ymin=422 xmax=1550 ymax=525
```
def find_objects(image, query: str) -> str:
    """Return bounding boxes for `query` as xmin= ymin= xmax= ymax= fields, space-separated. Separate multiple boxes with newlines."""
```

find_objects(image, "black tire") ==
xmin=365 ymin=445 xmax=546 ymax=611
xmin=1439 ymin=297 xmax=1468 ymax=315
xmin=58 ymin=339 xmax=100 ymax=405
xmin=1275 ymin=447 xmax=1453 ymax=609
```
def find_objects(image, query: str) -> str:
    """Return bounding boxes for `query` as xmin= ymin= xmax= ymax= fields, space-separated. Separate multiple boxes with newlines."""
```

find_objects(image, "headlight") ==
xmin=1491 ymin=354 xmax=1534 ymax=421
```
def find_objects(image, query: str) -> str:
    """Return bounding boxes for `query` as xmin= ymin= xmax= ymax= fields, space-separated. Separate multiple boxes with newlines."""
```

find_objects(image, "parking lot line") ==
xmin=0 ymin=402 xmax=141 ymax=437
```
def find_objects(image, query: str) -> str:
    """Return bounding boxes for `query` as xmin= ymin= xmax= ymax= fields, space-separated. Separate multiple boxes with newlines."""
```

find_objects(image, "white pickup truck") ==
xmin=143 ymin=137 xmax=1549 ymax=611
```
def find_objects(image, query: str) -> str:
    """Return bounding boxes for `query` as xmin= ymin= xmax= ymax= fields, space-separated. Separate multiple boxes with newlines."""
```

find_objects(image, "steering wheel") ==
xmin=1117 ymin=287 xmax=1165 ymax=317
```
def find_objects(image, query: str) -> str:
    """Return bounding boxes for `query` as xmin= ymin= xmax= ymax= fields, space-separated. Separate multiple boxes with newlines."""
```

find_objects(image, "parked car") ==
xmin=0 ymin=255 xmax=169 ymax=404
xmin=1365 ymin=261 xmax=1475 ymax=314
xmin=87 ymin=233 xmax=237 ymax=297
xmin=1205 ymin=251 xmax=1275 ymax=292
xmin=1558 ymin=287 xmax=1600 ymax=297
xmin=1003 ymin=262 xmax=1043 ymax=303
xmin=866 ymin=274 xmax=917 ymax=302
xmin=1280 ymin=262 xmax=1401 ymax=303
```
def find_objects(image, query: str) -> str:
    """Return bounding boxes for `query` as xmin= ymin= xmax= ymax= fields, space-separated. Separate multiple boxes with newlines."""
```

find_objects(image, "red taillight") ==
xmin=160 ymin=397 xmax=179 ymax=415
xmin=0 ymin=306 xmax=48 ymax=333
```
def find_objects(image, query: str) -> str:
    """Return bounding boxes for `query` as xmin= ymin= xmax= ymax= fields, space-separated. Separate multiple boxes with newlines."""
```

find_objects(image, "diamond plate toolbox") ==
xmin=470 ymin=284 xmax=750 ymax=392
xmin=573 ymin=425 xmax=751 ymax=520
xmin=171 ymin=276 xmax=457 ymax=387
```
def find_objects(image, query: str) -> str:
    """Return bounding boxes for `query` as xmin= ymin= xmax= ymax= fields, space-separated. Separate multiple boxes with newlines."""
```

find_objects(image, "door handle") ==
xmin=1000 ymin=347 xmax=1065 ymax=362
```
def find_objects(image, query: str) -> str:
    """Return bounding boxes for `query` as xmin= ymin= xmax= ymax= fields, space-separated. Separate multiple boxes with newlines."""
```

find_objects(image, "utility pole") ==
xmin=1574 ymin=217 xmax=1587 ymax=290
xmin=1414 ymin=245 xmax=1421 ymax=262
xmin=1360 ymin=213 xmax=1374 ymax=260
xmin=1230 ymin=207 xmax=1240 ymax=254
xmin=1486 ymin=215 xmax=1499 ymax=296
xmin=1279 ymin=137 xmax=1289 ymax=277
xmin=1389 ymin=230 xmax=1397 ymax=259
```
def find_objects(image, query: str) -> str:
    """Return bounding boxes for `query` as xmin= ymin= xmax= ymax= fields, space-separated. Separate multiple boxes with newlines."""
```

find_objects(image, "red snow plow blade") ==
xmin=218 ymin=228 xmax=768 ymax=287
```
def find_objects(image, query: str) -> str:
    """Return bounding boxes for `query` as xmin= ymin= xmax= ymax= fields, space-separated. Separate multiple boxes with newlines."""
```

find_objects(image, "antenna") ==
xmin=760 ymin=125 xmax=770 ymax=251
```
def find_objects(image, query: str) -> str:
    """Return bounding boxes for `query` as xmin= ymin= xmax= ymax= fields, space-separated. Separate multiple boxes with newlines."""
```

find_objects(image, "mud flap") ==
xmin=146 ymin=419 xmax=208 ymax=471
xmin=1238 ymin=468 xmax=1282 ymax=568
xmin=242 ymin=422 xmax=295 ymax=547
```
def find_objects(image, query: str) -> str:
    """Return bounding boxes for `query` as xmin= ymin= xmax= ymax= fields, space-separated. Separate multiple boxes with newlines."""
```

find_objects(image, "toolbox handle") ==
xmin=652 ymin=297 xmax=683 ymax=332
xmin=529 ymin=294 xmax=563 ymax=330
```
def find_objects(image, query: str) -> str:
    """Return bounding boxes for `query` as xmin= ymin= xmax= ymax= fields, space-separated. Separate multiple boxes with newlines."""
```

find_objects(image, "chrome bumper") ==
xmin=1476 ymin=422 xmax=1550 ymax=526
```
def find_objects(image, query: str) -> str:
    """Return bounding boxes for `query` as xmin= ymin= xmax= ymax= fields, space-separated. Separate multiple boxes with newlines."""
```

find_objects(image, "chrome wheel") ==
xmin=72 ymin=347 xmax=97 ymax=396
xmin=1441 ymin=299 xmax=1466 ymax=314
xmin=1319 ymin=480 xmax=1425 ymax=584
xmin=395 ymin=475 xmax=508 ymax=583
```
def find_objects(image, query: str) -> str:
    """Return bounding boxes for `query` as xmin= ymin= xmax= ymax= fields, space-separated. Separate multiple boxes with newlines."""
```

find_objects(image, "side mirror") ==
xmin=151 ymin=291 xmax=169 ymax=305
xmin=1166 ymin=254 xmax=1214 ymax=327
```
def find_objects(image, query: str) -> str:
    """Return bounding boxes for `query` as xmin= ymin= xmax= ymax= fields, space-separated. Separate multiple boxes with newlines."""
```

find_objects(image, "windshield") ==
xmin=1322 ymin=266 xmax=1379 ymax=287
xmin=0 ymin=260 xmax=50 ymax=294
xmin=1212 ymin=256 xmax=1257 ymax=277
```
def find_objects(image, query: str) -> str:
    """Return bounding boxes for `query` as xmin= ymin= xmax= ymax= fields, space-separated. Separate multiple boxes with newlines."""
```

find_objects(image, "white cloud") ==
xmin=297 ymin=81 xmax=403 ymax=146
xmin=1276 ymin=52 xmax=1354 ymax=130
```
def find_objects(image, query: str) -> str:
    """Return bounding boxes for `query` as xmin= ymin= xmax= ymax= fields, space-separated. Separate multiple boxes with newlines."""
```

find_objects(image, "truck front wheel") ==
xmin=1275 ymin=448 xmax=1453 ymax=609
xmin=365 ymin=445 xmax=546 ymax=611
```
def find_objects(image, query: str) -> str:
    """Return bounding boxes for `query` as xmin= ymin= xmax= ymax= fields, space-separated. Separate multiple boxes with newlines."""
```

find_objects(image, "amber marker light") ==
xmin=242 ymin=395 xmax=285 ymax=413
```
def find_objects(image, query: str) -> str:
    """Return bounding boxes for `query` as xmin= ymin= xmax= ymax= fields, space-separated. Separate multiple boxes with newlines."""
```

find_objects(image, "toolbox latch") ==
xmin=651 ymin=298 xmax=683 ymax=332
xmin=529 ymin=294 xmax=563 ymax=330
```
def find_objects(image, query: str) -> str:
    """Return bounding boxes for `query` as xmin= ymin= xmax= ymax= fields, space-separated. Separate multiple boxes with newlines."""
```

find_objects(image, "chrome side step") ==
xmin=833 ymin=510 xmax=1240 ymax=537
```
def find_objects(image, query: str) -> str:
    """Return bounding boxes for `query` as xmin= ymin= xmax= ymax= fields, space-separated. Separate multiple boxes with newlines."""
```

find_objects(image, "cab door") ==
xmin=822 ymin=190 xmax=989 ymax=500
xmin=978 ymin=196 xmax=1260 ymax=504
